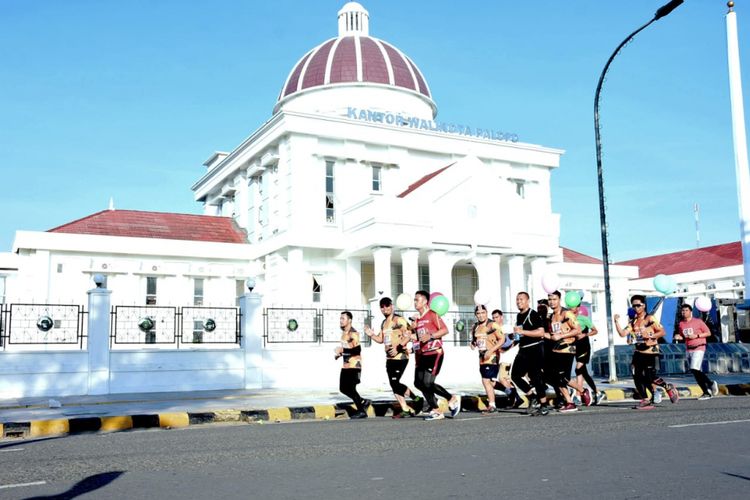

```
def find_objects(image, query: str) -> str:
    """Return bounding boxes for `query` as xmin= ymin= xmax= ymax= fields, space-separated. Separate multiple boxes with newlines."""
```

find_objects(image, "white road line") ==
xmin=0 ymin=481 xmax=47 ymax=490
xmin=0 ymin=448 xmax=24 ymax=453
xmin=669 ymin=419 xmax=750 ymax=428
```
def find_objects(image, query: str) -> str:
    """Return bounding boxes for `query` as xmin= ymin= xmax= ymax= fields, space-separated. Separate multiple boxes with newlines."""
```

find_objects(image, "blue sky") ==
xmin=1 ymin=0 xmax=747 ymax=261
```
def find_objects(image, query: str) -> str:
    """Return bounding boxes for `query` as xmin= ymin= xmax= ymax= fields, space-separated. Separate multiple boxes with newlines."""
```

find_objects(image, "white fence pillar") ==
xmin=87 ymin=281 xmax=111 ymax=395
xmin=240 ymin=286 xmax=264 ymax=389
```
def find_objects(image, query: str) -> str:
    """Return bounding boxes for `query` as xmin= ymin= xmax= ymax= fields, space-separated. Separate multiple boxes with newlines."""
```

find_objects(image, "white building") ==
xmin=3 ymin=2 xmax=641 ymax=353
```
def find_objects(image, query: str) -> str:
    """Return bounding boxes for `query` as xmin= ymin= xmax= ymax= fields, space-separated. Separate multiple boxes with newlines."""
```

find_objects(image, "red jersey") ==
xmin=678 ymin=317 xmax=709 ymax=351
xmin=414 ymin=309 xmax=445 ymax=353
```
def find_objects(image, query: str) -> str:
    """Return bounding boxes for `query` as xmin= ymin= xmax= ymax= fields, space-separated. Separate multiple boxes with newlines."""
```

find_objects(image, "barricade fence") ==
xmin=263 ymin=307 xmax=520 ymax=346
xmin=0 ymin=303 xmax=87 ymax=350
xmin=111 ymin=305 xmax=241 ymax=348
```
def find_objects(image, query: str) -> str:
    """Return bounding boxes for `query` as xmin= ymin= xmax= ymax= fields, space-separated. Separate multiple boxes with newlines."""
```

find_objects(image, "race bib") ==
xmin=384 ymin=330 xmax=392 ymax=346
xmin=477 ymin=338 xmax=487 ymax=350
xmin=551 ymin=322 xmax=561 ymax=333
xmin=682 ymin=327 xmax=694 ymax=338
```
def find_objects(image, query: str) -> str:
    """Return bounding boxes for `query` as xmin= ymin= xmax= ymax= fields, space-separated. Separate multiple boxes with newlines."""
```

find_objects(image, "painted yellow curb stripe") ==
xmin=687 ymin=385 xmax=703 ymax=397
xmin=266 ymin=407 xmax=292 ymax=422
xmin=314 ymin=405 xmax=337 ymax=419
xmin=604 ymin=389 xmax=626 ymax=401
xmin=0 ymin=424 xmax=3 ymax=437
xmin=159 ymin=413 xmax=189 ymax=428
xmin=101 ymin=416 xmax=134 ymax=432
xmin=30 ymin=419 xmax=69 ymax=437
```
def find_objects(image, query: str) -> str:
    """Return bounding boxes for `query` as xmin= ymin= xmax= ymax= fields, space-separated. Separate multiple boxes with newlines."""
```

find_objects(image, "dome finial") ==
xmin=728 ymin=1 xmax=735 ymax=12
xmin=338 ymin=2 xmax=369 ymax=36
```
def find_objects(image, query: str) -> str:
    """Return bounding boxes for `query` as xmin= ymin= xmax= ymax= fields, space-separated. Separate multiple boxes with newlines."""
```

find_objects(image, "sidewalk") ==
xmin=2 ymin=374 xmax=750 ymax=439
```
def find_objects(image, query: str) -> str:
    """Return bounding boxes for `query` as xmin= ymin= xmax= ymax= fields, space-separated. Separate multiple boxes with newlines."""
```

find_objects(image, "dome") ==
xmin=274 ymin=3 xmax=435 ymax=116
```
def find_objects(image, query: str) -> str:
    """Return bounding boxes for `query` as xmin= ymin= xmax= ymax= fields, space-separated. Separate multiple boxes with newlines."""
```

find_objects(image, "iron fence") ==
xmin=0 ymin=303 xmax=87 ymax=349
xmin=111 ymin=305 xmax=240 ymax=347
xmin=264 ymin=307 xmax=373 ymax=346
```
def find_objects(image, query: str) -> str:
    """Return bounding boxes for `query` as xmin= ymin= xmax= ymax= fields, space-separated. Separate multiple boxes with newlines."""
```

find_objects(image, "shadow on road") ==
xmin=24 ymin=471 xmax=124 ymax=500
xmin=723 ymin=472 xmax=750 ymax=482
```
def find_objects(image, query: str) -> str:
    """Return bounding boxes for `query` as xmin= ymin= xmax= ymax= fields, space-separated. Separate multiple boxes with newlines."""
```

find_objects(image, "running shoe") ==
xmin=652 ymin=388 xmax=663 ymax=404
xmin=581 ymin=388 xmax=592 ymax=407
xmin=711 ymin=381 xmax=719 ymax=397
xmin=539 ymin=405 xmax=549 ymax=416
xmin=482 ymin=405 xmax=497 ymax=414
xmin=361 ymin=398 xmax=372 ymax=410
xmin=424 ymin=411 xmax=444 ymax=421
xmin=392 ymin=409 xmax=416 ymax=419
xmin=350 ymin=410 xmax=368 ymax=419
xmin=448 ymin=395 xmax=462 ymax=418
xmin=698 ymin=393 xmax=712 ymax=401
xmin=594 ymin=391 xmax=605 ymax=405
xmin=635 ymin=399 xmax=654 ymax=411
xmin=559 ymin=402 xmax=578 ymax=413
xmin=511 ymin=394 xmax=525 ymax=409
xmin=667 ymin=384 xmax=679 ymax=404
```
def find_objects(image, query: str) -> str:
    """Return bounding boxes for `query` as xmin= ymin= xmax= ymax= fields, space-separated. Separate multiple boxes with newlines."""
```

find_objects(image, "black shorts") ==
xmin=479 ymin=364 xmax=500 ymax=380
xmin=386 ymin=358 xmax=409 ymax=380
xmin=416 ymin=350 xmax=444 ymax=376
xmin=575 ymin=336 xmax=591 ymax=363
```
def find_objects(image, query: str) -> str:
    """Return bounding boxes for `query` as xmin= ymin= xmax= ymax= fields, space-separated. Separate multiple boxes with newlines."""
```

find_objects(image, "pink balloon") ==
xmin=541 ymin=272 xmax=560 ymax=295
xmin=429 ymin=292 xmax=443 ymax=304
xmin=694 ymin=296 xmax=712 ymax=313
xmin=579 ymin=305 xmax=590 ymax=317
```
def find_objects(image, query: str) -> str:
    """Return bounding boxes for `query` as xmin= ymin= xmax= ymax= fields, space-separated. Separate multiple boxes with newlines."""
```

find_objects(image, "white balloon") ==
xmin=541 ymin=272 xmax=560 ymax=294
xmin=395 ymin=293 xmax=412 ymax=311
xmin=473 ymin=289 xmax=490 ymax=306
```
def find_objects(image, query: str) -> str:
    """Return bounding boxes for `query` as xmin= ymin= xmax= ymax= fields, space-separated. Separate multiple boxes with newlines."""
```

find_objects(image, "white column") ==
xmin=507 ymin=256 xmax=526 ymax=306
xmin=428 ymin=250 xmax=454 ymax=304
xmin=726 ymin=7 xmax=750 ymax=299
xmin=87 ymin=283 xmax=112 ymax=395
xmin=287 ymin=247 xmax=306 ymax=304
xmin=529 ymin=257 xmax=547 ymax=304
xmin=373 ymin=247 xmax=392 ymax=299
xmin=401 ymin=248 xmax=419 ymax=296
xmin=240 ymin=286 xmax=264 ymax=389
xmin=471 ymin=254 xmax=501 ymax=310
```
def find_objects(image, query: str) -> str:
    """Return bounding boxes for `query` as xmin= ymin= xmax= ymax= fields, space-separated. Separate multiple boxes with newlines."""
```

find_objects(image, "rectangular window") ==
xmin=193 ymin=278 xmax=204 ymax=306
xmin=372 ymin=165 xmax=382 ymax=191
xmin=325 ymin=160 xmax=335 ymax=222
xmin=0 ymin=276 xmax=5 ymax=304
xmin=312 ymin=275 xmax=322 ymax=303
xmin=418 ymin=265 xmax=430 ymax=292
xmin=390 ymin=264 xmax=403 ymax=297
xmin=146 ymin=276 xmax=157 ymax=305
xmin=591 ymin=293 xmax=599 ymax=314
xmin=56 ymin=263 xmax=63 ymax=273
xmin=515 ymin=180 xmax=525 ymax=199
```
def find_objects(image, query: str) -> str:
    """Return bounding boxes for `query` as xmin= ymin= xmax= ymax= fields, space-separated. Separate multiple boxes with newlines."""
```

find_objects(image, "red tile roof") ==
xmin=48 ymin=210 xmax=248 ymax=244
xmin=617 ymin=241 xmax=742 ymax=279
xmin=397 ymin=163 xmax=455 ymax=198
xmin=562 ymin=247 xmax=602 ymax=264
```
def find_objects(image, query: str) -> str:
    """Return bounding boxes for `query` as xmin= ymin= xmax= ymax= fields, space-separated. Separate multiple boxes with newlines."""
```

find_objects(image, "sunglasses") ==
xmin=632 ymin=304 xmax=644 ymax=308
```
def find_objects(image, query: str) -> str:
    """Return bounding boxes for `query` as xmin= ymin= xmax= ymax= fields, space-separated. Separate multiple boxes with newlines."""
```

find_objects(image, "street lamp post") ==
xmin=594 ymin=0 xmax=683 ymax=382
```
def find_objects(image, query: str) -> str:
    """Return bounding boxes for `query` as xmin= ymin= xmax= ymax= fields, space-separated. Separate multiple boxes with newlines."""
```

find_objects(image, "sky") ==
xmin=1 ymin=0 xmax=748 ymax=261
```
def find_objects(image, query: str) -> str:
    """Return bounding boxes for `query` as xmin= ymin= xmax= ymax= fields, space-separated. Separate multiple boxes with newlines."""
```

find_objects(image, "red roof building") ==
xmin=617 ymin=241 xmax=742 ymax=279
xmin=48 ymin=210 xmax=247 ymax=244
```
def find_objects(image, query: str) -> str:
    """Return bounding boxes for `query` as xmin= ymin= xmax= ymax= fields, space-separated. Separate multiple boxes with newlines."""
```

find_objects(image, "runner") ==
xmin=614 ymin=295 xmax=679 ymax=410
xmin=334 ymin=311 xmax=370 ymax=419
xmin=411 ymin=290 xmax=461 ymax=421
xmin=675 ymin=303 xmax=719 ymax=400
xmin=547 ymin=291 xmax=587 ymax=412
xmin=510 ymin=291 xmax=549 ymax=416
xmin=573 ymin=305 xmax=604 ymax=405
xmin=493 ymin=309 xmax=523 ymax=408
xmin=470 ymin=305 xmax=504 ymax=413
xmin=365 ymin=297 xmax=421 ymax=418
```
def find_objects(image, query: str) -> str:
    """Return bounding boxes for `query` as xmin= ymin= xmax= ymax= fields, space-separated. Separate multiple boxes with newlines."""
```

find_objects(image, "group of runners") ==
xmin=334 ymin=290 xmax=718 ymax=419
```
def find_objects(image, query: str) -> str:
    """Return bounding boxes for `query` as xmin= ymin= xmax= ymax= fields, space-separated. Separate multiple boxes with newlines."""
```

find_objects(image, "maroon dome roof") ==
xmin=278 ymin=35 xmax=432 ymax=103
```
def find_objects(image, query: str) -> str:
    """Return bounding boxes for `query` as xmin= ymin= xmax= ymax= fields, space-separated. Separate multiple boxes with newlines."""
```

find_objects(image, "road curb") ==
xmin=2 ymin=383 xmax=747 ymax=439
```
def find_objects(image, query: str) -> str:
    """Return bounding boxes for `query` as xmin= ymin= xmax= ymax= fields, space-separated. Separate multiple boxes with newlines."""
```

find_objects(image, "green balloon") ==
xmin=430 ymin=295 xmax=450 ymax=316
xmin=565 ymin=290 xmax=582 ymax=308
xmin=577 ymin=315 xmax=592 ymax=330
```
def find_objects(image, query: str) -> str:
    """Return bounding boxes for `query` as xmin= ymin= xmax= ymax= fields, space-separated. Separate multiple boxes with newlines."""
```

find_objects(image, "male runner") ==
xmin=470 ymin=305 xmax=504 ymax=413
xmin=334 ymin=311 xmax=369 ymax=419
xmin=411 ymin=290 xmax=461 ymax=420
xmin=511 ymin=292 xmax=549 ymax=416
xmin=675 ymin=303 xmax=718 ymax=400
xmin=572 ymin=305 xmax=603 ymax=405
xmin=547 ymin=291 xmax=587 ymax=412
xmin=365 ymin=297 xmax=421 ymax=417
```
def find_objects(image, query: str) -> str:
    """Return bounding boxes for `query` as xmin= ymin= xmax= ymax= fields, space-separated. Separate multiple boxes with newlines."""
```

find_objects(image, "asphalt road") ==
xmin=1 ymin=397 xmax=749 ymax=499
